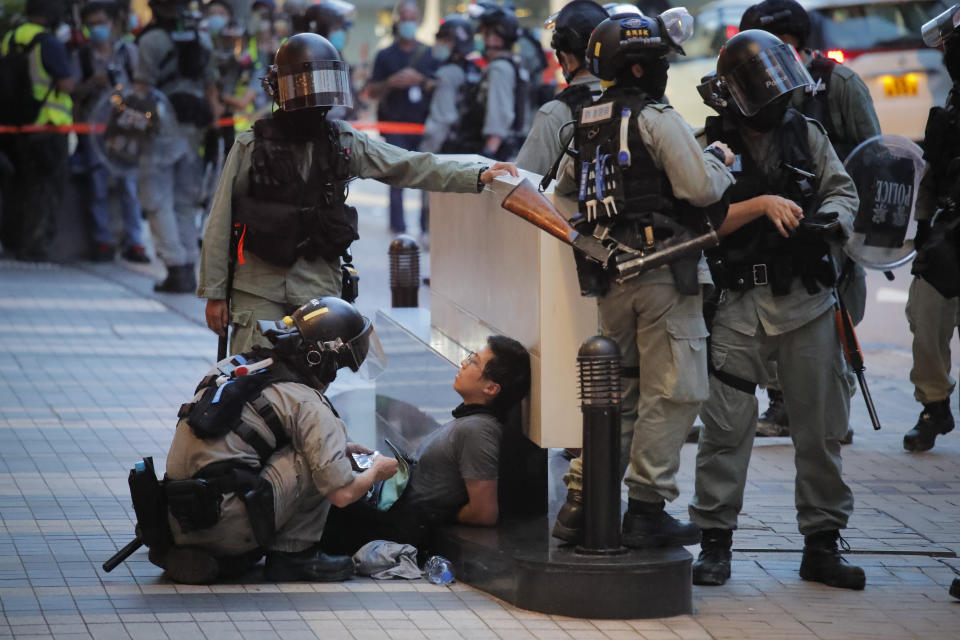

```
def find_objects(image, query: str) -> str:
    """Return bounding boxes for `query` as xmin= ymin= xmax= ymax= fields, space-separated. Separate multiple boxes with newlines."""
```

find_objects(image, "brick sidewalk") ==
xmin=0 ymin=256 xmax=958 ymax=640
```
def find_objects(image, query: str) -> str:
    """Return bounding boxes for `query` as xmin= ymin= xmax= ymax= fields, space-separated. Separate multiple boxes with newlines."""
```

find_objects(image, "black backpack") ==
xmin=0 ymin=30 xmax=52 ymax=126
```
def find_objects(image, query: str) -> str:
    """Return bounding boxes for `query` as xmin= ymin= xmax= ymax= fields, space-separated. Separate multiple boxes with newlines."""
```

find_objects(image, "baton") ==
xmin=102 ymin=536 xmax=143 ymax=573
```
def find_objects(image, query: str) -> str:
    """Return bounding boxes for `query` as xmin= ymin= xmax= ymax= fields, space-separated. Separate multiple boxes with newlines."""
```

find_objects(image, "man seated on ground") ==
xmin=151 ymin=297 xmax=398 ymax=584
xmin=321 ymin=335 xmax=531 ymax=554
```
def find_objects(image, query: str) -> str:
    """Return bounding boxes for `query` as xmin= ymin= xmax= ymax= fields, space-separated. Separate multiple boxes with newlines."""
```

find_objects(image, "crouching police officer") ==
xmin=689 ymin=30 xmax=863 ymax=589
xmin=550 ymin=9 xmax=735 ymax=548
xmin=200 ymin=33 xmax=517 ymax=355
xmin=901 ymin=5 xmax=960 ymax=453
xmin=150 ymin=297 xmax=398 ymax=584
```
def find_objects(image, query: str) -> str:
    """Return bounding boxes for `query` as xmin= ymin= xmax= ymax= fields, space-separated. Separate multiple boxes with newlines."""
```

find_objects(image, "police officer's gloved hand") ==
xmin=915 ymin=219 xmax=932 ymax=251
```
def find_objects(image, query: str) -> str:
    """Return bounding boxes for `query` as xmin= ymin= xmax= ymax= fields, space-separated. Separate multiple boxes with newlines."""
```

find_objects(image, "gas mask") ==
xmin=741 ymin=93 xmax=791 ymax=132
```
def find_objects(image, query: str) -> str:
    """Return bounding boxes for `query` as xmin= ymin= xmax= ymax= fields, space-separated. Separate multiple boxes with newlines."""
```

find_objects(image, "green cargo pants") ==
xmin=906 ymin=276 xmax=960 ymax=404
xmin=564 ymin=281 xmax=709 ymax=503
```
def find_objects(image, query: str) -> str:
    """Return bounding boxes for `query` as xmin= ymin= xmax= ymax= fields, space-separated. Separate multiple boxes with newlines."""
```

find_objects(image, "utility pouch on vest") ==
xmin=166 ymin=478 xmax=223 ymax=532
xmin=913 ymin=211 xmax=960 ymax=298
xmin=340 ymin=260 xmax=359 ymax=302
xmin=128 ymin=457 xmax=172 ymax=550
xmin=232 ymin=196 xmax=306 ymax=267
xmin=184 ymin=373 xmax=270 ymax=440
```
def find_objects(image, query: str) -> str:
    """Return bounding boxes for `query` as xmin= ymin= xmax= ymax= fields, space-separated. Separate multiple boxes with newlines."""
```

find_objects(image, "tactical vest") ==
xmin=0 ymin=23 xmax=73 ymax=126
xmin=137 ymin=23 xmax=213 ymax=126
xmin=169 ymin=349 xmax=331 ymax=534
xmin=233 ymin=116 xmax=358 ymax=268
xmin=922 ymin=89 xmax=960 ymax=209
xmin=443 ymin=56 xmax=528 ymax=159
xmin=571 ymin=85 xmax=708 ymax=295
xmin=704 ymin=108 xmax=834 ymax=296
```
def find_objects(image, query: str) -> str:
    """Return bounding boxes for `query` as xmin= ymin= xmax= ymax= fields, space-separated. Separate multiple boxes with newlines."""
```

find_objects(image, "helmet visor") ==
xmin=276 ymin=59 xmax=353 ymax=110
xmin=659 ymin=7 xmax=693 ymax=51
xmin=922 ymin=4 xmax=960 ymax=47
xmin=338 ymin=318 xmax=387 ymax=380
xmin=722 ymin=42 xmax=812 ymax=116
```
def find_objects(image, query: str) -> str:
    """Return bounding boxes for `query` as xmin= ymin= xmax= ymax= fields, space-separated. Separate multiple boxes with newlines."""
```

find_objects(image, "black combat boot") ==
xmin=757 ymin=389 xmax=790 ymax=437
xmin=159 ymin=546 xmax=220 ymax=584
xmin=551 ymin=489 xmax=583 ymax=544
xmin=903 ymin=400 xmax=954 ymax=452
xmin=950 ymin=576 xmax=960 ymax=600
xmin=799 ymin=530 xmax=865 ymax=590
xmin=264 ymin=545 xmax=354 ymax=582
xmin=621 ymin=499 xmax=701 ymax=548
xmin=692 ymin=528 xmax=733 ymax=586
xmin=154 ymin=264 xmax=197 ymax=293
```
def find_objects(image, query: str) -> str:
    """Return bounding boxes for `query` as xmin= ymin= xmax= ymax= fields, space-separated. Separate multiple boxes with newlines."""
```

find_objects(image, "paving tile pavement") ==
xmin=0 ymin=251 xmax=959 ymax=639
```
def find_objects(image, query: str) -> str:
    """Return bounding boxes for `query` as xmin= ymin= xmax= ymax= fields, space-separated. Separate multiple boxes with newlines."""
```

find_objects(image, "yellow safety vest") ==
xmin=0 ymin=23 xmax=73 ymax=126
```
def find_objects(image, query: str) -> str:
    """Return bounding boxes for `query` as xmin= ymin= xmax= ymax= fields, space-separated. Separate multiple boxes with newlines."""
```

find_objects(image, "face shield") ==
xmin=603 ymin=3 xmax=643 ymax=17
xmin=722 ymin=42 xmax=812 ymax=116
xmin=275 ymin=59 xmax=353 ymax=111
xmin=659 ymin=7 xmax=694 ymax=54
xmin=335 ymin=317 xmax=388 ymax=380
xmin=922 ymin=4 xmax=960 ymax=47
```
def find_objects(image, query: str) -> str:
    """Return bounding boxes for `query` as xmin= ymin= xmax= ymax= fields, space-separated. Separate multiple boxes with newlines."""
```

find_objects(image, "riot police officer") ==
xmin=901 ymin=5 xmax=960 ymax=452
xmin=420 ymin=15 xmax=480 ymax=154
xmin=550 ymin=10 xmax=735 ymax=549
xmin=689 ymin=30 xmax=864 ymax=590
xmin=199 ymin=33 xmax=516 ymax=355
xmin=515 ymin=0 xmax=608 ymax=176
xmin=136 ymin=0 xmax=221 ymax=292
xmin=155 ymin=297 xmax=398 ymax=584
xmin=739 ymin=0 xmax=880 ymax=442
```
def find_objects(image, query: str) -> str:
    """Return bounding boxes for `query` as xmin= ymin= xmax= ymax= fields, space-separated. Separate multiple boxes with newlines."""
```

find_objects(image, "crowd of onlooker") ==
xmin=0 ymin=0 xmax=566 ymax=275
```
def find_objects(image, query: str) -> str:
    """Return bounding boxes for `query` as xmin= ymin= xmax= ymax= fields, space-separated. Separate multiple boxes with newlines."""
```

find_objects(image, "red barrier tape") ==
xmin=0 ymin=119 xmax=425 ymax=135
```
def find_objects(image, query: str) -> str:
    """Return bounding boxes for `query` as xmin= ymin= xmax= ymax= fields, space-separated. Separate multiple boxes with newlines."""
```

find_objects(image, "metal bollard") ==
xmin=577 ymin=335 xmax=623 ymax=553
xmin=389 ymin=235 xmax=420 ymax=308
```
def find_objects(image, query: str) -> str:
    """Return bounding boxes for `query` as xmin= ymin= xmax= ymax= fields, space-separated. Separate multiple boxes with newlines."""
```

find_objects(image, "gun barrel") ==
xmin=615 ymin=230 xmax=718 ymax=282
xmin=102 ymin=536 xmax=143 ymax=573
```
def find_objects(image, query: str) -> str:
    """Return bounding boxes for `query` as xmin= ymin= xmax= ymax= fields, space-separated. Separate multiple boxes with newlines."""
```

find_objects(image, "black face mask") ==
xmin=742 ymin=94 xmax=790 ymax=132
xmin=945 ymin=39 xmax=960 ymax=84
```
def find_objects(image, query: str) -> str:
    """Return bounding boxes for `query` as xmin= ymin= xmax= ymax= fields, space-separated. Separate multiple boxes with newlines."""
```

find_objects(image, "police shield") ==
xmin=90 ymin=87 xmax=171 ymax=176
xmin=842 ymin=134 xmax=925 ymax=270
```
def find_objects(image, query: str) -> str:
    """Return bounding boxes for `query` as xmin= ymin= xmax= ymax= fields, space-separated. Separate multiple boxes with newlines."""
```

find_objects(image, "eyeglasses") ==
xmin=462 ymin=351 xmax=480 ymax=367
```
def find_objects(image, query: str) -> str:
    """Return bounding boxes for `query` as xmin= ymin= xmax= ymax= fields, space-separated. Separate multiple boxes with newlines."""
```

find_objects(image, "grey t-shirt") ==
xmin=405 ymin=409 xmax=502 ymax=523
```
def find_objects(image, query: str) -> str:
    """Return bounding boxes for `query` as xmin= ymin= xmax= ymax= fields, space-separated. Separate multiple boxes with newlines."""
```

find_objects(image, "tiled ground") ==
xmin=1 ymin=246 xmax=959 ymax=639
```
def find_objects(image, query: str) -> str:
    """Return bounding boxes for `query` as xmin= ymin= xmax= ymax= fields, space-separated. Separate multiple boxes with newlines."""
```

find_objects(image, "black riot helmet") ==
xmin=264 ymin=33 xmax=352 ymax=111
xmin=478 ymin=4 xmax=520 ymax=47
xmin=25 ymin=0 xmax=67 ymax=26
xmin=259 ymin=297 xmax=387 ymax=385
xmin=739 ymin=0 xmax=810 ymax=50
xmin=544 ymin=0 xmax=609 ymax=59
xmin=922 ymin=5 xmax=960 ymax=82
xmin=436 ymin=15 xmax=475 ymax=56
xmin=585 ymin=7 xmax=694 ymax=81
xmin=297 ymin=0 xmax=354 ymax=37
xmin=716 ymin=29 xmax=812 ymax=117
xmin=147 ymin=0 xmax=197 ymax=23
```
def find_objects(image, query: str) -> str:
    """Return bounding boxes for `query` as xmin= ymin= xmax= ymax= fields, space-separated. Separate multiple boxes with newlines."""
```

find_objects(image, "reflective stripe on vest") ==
xmin=2 ymin=23 xmax=73 ymax=126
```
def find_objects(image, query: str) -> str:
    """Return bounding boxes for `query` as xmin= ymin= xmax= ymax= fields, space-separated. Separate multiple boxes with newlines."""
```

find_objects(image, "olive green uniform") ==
xmin=166 ymin=371 xmax=356 ymax=556
xmin=906 ymin=165 xmax=960 ymax=404
xmin=198 ymin=120 xmax=487 ymax=353
xmin=689 ymin=118 xmax=860 ymax=535
xmin=515 ymin=74 xmax=602 ymax=176
xmin=762 ymin=58 xmax=881 ymax=399
xmin=556 ymin=103 xmax=734 ymax=503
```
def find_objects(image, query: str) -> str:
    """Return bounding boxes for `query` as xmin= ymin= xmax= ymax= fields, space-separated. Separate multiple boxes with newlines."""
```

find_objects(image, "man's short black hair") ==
xmin=81 ymin=1 xmax=115 ymax=21
xmin=482 ymin=335 xmax=531 ymax=414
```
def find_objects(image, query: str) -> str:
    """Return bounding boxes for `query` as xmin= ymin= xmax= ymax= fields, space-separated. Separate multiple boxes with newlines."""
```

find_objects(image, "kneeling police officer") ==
xmin=550 ymin=9 xmax=735 ymax=549
xmin=689 ymin=30 xmax=863 ymax=589
xmin=149 ymin=297 xmax=398 ymax=584
xmin=200 ymin=33 xmax=516 ymax=355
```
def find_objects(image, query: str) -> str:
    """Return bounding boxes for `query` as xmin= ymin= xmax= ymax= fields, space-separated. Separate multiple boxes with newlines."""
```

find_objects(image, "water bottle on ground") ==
xmin=423 ymin=555 xmax=454 ymax=585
